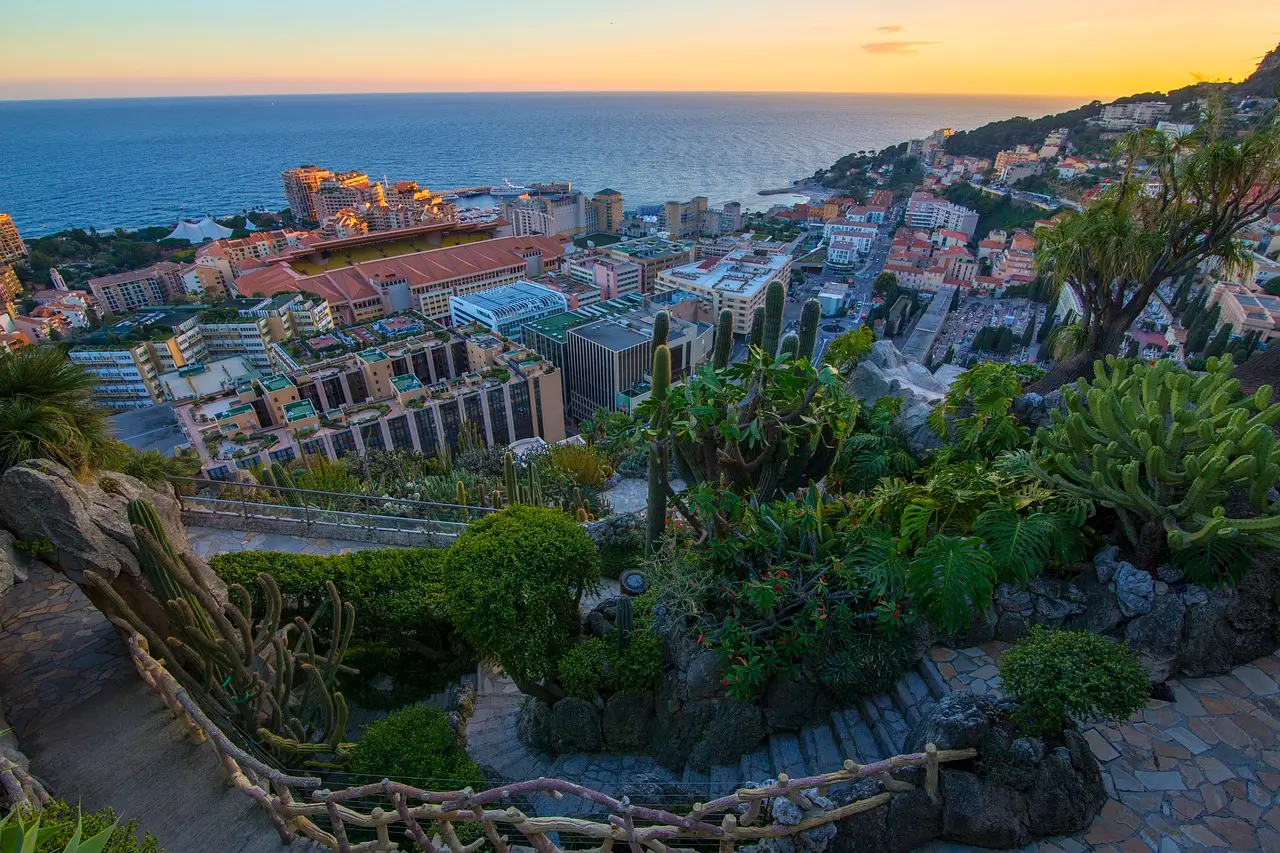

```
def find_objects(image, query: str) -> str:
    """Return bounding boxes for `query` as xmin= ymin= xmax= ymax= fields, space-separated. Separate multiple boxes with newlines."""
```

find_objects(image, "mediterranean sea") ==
xmin=0 ymin=92 xmax=1081 ymax=234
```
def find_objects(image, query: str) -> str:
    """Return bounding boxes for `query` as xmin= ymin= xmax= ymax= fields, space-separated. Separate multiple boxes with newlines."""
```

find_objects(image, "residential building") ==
xmin=320 ymin=210 xmax=370 ymax=240
xmin=994 ymin=145 xmax=1038 ymax=179
xmin=702 ymin=202 xmax=744 ymax=236
xmin=281 ymin=166 xmax=334 ymax=225
xmin=1001 ymin=161 xmax=1045 ymax=184
xmin=653 ymin=247 xmax=792 ymax=334
xmin=823 ymin=220 xmax=878 ymax=268
xmin=0 ymin=214 xmax=27 ymax=263
xmin=662 ymin=197 xmax=709 ymax=240
xmin=600 ymin=237 xmax=695 ymax=292
xmin=565 ymin=307 xmax=713 ymax=420
xmin=903 ymin=192 xmax=980 ymax=239
xmin=173 ymin=323 xmax=566 ymax=477
xmin=1097 ymin=101 xmax=1171 ymax=130
xmin=88 ymin=262 xmax=185 ymax=314
xmin=314 ymin=171 xmax=378 ymax=222
xmin=232 ymin=228 xmax=565 ymax=325
xmin=68 ymin=343 xmax=162 ymax=410
xmin=1211 ymin=282 xmax=1280 ymax=342
xmin=30 ymin=295 xmax=90 ymax=329
xmin=449 ymin=281 xmax=568 ymax=344
xmin=0 ymin=264 xmax=21 ymax=304
xmin=564 ymin=254 xmax=642 ymax=301
xmin=219 ymin=230 xmax=311 ymax=274
xmin=503 ymin=192 xmax=587 ymax=237
xmin=586 ymin=189 xmax=625 ymax=235
xmin=522 ymin=294 xmax=648 ymax=412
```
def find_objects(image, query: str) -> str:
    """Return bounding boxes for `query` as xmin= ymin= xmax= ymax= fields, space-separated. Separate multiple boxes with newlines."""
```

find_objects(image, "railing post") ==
xmin=303 ymin=502 xmax=311 ymax=531
xmin=925 ymin=742 xmax=940 ymax=804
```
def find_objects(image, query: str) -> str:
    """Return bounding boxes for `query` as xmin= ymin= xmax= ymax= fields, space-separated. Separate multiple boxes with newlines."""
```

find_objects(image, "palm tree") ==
xmin=1030 ymin=99 xmax=1280 ymax=391
xmin=0 ymin=346 xmax=123 ymax=477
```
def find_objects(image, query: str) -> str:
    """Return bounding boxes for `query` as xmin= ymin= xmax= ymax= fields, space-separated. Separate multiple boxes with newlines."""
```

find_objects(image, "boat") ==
xmin=439 ymin=193 xmax=460 ymax=201
xmin=491 ymin=178 xmax=530 ymax=198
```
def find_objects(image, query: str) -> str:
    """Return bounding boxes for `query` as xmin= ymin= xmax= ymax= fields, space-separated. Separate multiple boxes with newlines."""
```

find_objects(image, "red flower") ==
xmin=698 ymin=633 xmax=706 ymax=646
xmin=780 ymin=636 xmax=788 ymax=645
xmin=774 ymin=584 xmax=782 ymax=592
xmin=723 ymin=678 xmax=730 ymax=687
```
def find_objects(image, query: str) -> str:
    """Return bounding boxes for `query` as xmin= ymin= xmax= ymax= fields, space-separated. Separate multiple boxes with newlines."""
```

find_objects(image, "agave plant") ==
xmin=0 ymin=806 xmax=115 ymax=853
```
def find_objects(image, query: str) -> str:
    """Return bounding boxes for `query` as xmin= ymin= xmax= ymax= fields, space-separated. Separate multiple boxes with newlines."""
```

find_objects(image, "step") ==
xmin=767 ymin=732 xmax=807 ymax=778
xmin=739 ymin=746 xmax=773 ymax=785
xmin=872 ymin=694 xmax=909 ymax=753
xmin=799 ymin=722 xmax=842 ymax=777
xmin=709 ymin=764 xmax=741 ymax=798
xmin=892 ymin=679 xmax=921 ymax=727
xmin=918 ymin=656 xmax=952 ymax=700
xmin=829 ymin=706 xmax=883 ymax=764
xmin=858 ymin=696 xmax=899 ymax=759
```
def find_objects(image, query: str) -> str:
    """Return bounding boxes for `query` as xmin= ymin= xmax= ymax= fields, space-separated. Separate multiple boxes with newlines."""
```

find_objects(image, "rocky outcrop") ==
xmin=845 ymin=342 xmax=945 ymax=457
xmin=831 ymin=694 xmax=1104 ymax=852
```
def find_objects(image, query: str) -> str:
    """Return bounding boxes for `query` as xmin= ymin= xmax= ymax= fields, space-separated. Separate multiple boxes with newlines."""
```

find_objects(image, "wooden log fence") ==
xmin=124 ymin=633 xmax=976 ymax=853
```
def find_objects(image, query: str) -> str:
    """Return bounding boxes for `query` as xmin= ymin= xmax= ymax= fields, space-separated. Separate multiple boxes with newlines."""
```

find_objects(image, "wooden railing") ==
xmin=125 ymin=633 xmax=976 ymax=853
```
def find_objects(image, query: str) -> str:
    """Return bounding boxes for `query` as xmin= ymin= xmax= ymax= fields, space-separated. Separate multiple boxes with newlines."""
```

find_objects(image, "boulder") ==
xmin=845 ymin=342 xmax=946 ymax=458
xmin=830 ymin=783 xmax=942 ymax=853
xmin=551 ymin=697 xmax=603 ymax=752
xmin=939 ymin=770 xmax=1031 ymax=849
xmin=515 ymin=699 xmax=557 ymax=755
xmin=1113 ymin=561 xmax=1154 ymax=617
xmin=1093 ymin=545 xmax=1120 ymax=584
xmin=602 ymin=690 xmax=655 ymax=751
xmin=763 ymin=676 xmax=834 ymax=730
xmin=1124 ymin=593 xmax=1187 ymax=682
xmin=1064 ymin=575 xmax=1124 ymax=636
xmin=613 ymin=773 xmax=689 ymax=805
xmin=0 ymin=531 xmax=19 ymax=599
xmin=685 ymin=651 xmax=726 ymax=700
xmin=904 ymin=693 xmax=1004 ymax=753
xmin=1012 ymin=390 xmax=1067 ymax=429
xmin=688 ymin=698 xmax=768 ymax=770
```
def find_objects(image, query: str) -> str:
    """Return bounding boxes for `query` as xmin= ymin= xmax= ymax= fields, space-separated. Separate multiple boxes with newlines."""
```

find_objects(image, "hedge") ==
xmin=346 ymin=704 xmax=483 ymax=784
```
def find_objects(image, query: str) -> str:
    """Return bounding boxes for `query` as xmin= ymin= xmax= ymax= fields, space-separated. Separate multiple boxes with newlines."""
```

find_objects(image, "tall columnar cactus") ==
xmin=749 ymin=306 xmax=767 ymax=350
xmin=713 ymin=309 xmax=734 ymax=370
xmin=615 ymin=595 xmax=634 ymax=650
xmin=762 ymin=280 xmax=785 ymax=356
xmin=797 ymin=298 xmax=821 ymax=361
xmin=127 ymin=499 xmax=214 ymax=639
xmin=652 ymin=310 xmax=670 ymax=352
xmin=504 ymin=451 xmax=519 ymax=505
xmin=646 ymin=344 xmax=672 ymax=555
xmin=456 ymin=480 xmax=468 ymax=507
xmin=778 ymin=332 xmax=799 ymax=361
xmin=1027 ymin=356 xmax=1280 ymax=581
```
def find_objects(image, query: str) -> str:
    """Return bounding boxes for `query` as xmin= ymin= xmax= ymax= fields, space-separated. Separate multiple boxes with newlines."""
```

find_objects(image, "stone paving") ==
xmin=0 ymin=562 xmax=128 ymax=737
xmin=928 ymin=645 xmax=1280 ymax=853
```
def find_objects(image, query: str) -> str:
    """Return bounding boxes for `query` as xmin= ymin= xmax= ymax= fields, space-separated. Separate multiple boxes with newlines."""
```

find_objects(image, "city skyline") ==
xmin=2 ymin=0 xmax=1277 ymax=101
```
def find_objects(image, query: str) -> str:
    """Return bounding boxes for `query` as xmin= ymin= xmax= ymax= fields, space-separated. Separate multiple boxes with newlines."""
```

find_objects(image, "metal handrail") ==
xmin=165 ymin=475 xmax=497 ymax=516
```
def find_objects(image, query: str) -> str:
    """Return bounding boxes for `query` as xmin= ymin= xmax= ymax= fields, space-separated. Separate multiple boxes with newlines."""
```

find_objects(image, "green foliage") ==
xmin=12 ymin=536 xmax=52 ymax=558
xmin=749 ymin=306 xmax=766 ymax=350
xmin=546 ymin=442 xmax=610 ymax=488
xmin=1000 ymin=628 xmax=1149 ymax=736
xmin=443 ymin=506 xmax=599 ymax=690
xmin=31 ymin=801 xmax=165 ymax=853
xmin=762 ymin=280 xmax=784 ymax=355
xmin=927 ymin=362 xmax=1029 ymax=461
xmin=556 ymin=629 xmax=662 ymax=700
xmin=115 ymin=449 xmax=200 ymax=487
xmin=830 ymin=397 xmax=916 ymax=494
xmin=652 ymin=311 xmax=670 ymax=350
xmin=1026 ymin=356 xmax=1280 ymax=579
xmin=973 ymin=505 xmax=1086 ymax=584
xmin=823 ymin=325 xmax=874 ymax=372
xmin=903 ymin=536 xmax=996 ymax=634
xmin=346 ymin=704 xmax=483 ymax=784
xmin=941 ymin=183 xmax=1047 ymax=236
xmin=797 ymin=299 xmax=821 ymax=361
xmin=816 ymin=627 xmax=915 ymax=702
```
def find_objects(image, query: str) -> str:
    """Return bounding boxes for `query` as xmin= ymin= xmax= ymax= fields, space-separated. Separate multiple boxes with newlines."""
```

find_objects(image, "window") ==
xmin=322 ymin=376 xmax=346 ymax=409
xmin=269 ymin=447 xmax=296 ymax=464
xmin=463 ymin=393 xmax=485 ymax=441
xmin=387 ymin=415 xmax=413 ymax=451
xmin=301 ymin=437 xmax=326 ymax=458
xmin=360 ymin=422 xmax=385 ymax=452
xmin=488 ymin=387 xmax=508 ymax=444
xmin=432 ymin=346 xmax=450 ymax=381
xmin=412 ymin=350 xmax=432 ymax=382
xmin=533 ymin=377 xmax=544 ymax=436
xmin=413 ymin=408 xmax=438 ymax=454
xmin=510 ymin=382 xmax=534 ymax=440
xmin=346 ymin=370 xmax=369 ymax=403
xmin=330 ymin=429 xmax=357 ymax=458
xmin=440 ymin=401 xmax=462 ymax=449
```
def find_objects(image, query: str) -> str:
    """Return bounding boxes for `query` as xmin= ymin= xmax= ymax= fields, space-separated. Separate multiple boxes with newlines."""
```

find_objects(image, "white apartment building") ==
xmin=904 ymin=193 xmax=980 ymax=240
xmin=653 ymin=247 xmax=792 ymax=335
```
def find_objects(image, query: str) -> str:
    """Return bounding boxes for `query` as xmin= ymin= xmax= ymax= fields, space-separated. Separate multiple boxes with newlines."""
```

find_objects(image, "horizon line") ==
xmin=0 ymin=88 xmax=1103 ymax=105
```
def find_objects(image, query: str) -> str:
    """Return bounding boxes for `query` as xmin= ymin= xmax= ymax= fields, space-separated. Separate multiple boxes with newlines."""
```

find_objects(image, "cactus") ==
xmin=761 ymin=280 xmax=784 ymax=355
xmin=456 ymin=480 xmax=467 ymax=507
xmin=504 ymin=451 xmax=519 ymax=505
xmin=575 ymin=506 xmax=590 ymax=522
xmin=778 ymin=332 xmax=799 ymax=361
xmin=652 ymin=310 xmax=670 ymax=352
xmin=127 ymin=499 xmax=214 ymax=639
xmin=646 ymin=344 xmax=672 ymax=555
xmin=713 ymin=309 xmax=734 ymax=370
xmin=1027 ymin=356 xmax=1280 ymax=581
xmin=797 ymin=298 xmax=821 ymax=361
xmin=615 ymin=595 xmax=634 ymax=650
xmin=490 ymin=489 xmax=503 ymax=509
xmin=749 ymin=306 xmax=766 ymax=350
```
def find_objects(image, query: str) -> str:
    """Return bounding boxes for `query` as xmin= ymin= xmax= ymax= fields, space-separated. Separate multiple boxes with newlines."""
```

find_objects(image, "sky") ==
xmin=1 ymin=0 xmax=1277 ymax=101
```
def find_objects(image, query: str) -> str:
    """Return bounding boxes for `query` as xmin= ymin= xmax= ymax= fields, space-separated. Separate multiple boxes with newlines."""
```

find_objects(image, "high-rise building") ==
xmin=0 ymin=264 xmax=22 ymax=304
xmin=449 ymin=281 xmax=569 ymax=344
xmin=502 ymin=192 xmax=587 ymax=237
xmin=0 ymin=215 xmax=27 ymax=263
xmin=587 ymin=189 xmax=625 ymax=235
xmin=904 ymin=192 xmax=980 ymax=239
xmin=314 ymin=172 xmax=378 ymax=221
xmin=88 ymin=261 xmax=186 ymax=314
xmin=662 ymin=197 xmax=709 ymax=240
xmin=281 ymin=166 xmax=333 ymax=225
xmin=654 ymin=247 xmax=793 ymax=335
xmin=564 ymin=254 xmax=642 ymax=301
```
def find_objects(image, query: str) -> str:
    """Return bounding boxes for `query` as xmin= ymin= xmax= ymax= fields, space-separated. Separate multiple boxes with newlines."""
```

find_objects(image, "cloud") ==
xmin=876 ymin=25 xmax=905 ymax=32
xmin=861 ymin=41 xmax=939 ymax=55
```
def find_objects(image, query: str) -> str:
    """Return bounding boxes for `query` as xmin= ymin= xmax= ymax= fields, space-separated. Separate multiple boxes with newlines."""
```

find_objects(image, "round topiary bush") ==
xmin=1000 ymin=627 xmax=1149 ymax=736
xmin=346 ymin=704 xmax=483 ymax=784
xmin=443 ymin=505 xmax=600 ymax=699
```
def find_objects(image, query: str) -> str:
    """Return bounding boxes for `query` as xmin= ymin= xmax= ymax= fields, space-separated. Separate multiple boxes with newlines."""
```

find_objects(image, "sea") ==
xmin=0 ymin=92 xmax=1082 ymax=235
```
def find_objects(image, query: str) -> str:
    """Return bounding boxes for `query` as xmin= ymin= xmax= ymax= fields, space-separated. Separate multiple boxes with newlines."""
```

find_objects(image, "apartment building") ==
xmin=653 ymin=247 xmax=792 ymax=334
xmin=823 ymin=220 xmax=878 ymax=270
xmin=314 ymin=171 xmax=379 ymax=222
xmin=174 ymin=324 xmax=566 ymax=478
xmin=68 ymin=344 xmax=162 ymax=410
xmin=449 ymin=281 xmax=568 ymax=344
xmin=994 ymin=145 xmax=1038 ymax=179
xmin=662 ymin=197 xmax=709 ymax=240
xmin=0 ymin=215 xmax=27 ymax=264
xmin=88 ymin=262 xmax=185 ymax=314
xmin=903 ymin=192 xmax=980 ymax=239
xmin=564 ymin=254 xmax=642 ymax=301
xmin=600 ymin=237 xmax=695 ymax=292
xmin=281 ymin=166 xmax=334 ymax=225
xmin=0 ymin=264 xmax=21 ymax=304
xmin=1096 ymin=101 xmax=1172 ymax=131
xmin=503 ymin=192 xmax=587 ymax=237
xmin=586 ymin=189 xmax=625 ymax=235
xmin=233 ymin=230 xmax=565 ymax=326
xmin=1211 ymin=282 xmax=1280 ymax=342
xmin=565 ymin=306 xmax=713 ymax=420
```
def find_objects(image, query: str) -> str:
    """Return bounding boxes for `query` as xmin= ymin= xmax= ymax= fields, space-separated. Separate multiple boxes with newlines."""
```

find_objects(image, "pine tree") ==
xmin=1021 ymin=319 xmax=1035 ymax=348
xmin=974 ymin=327 xmax=990 ymax=351
xmin=943 ymin=344 xmax=956 ymax=364
xmin=1204 ymin=322 xmax=1234 ymax=358
xmin=1037 ymin=311 xmax=1056 ymax=344
xmin=949 ymin=287 xmax=961 ymax=311
xmin=1125 ymin=338 xmax=1139 ymax=359
xmin=996 ymin=326 xmax=1014 ymax=354
xmin=924 ymin=352 xmax=935 ymax=371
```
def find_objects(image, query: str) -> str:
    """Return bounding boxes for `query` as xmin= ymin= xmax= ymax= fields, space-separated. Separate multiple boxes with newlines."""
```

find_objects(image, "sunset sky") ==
xmin=2 ymin=0 xmax=1277 ymax=101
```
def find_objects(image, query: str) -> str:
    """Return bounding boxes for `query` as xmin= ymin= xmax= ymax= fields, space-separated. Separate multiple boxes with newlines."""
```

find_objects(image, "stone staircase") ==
xmin=686 ymin=655 xmax=953 ymax=796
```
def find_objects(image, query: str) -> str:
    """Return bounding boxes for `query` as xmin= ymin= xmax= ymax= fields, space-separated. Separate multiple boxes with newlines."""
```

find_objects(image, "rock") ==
xmin=1025 ymin=741 xmax=1107 ymax=837
xmin=941 ymin=607 xmax=997 ymax=649
xmin=1182 ymin=585 xmax=1210 ymax=607
xmin=688 ymin=698 xmax=768 ymax=770
xmin=771 ymin=796 xmax=805 ymax=826
xmin=1065 ymin=575 xmax=1124 ymax=636
xmin=796 ymin=822 xmax=838 ymax=853
xmin=846 ymin=342 xmax=946 ymax=458
xmin=1176 ymin=551 xmax=1280 ymax=677
xmin=1094 ymin=545 xmax=1120 ymax=583
xmin=369 ymin=673 xmax=394 ymax=692
xmin=1013 ymin=391 xmax=1067 ymax=429
xmin=994 ymin=610 xmax=1031 ymax=643
xmin=685 ymin=651 xmax=726 ymax=701
xmin=1113 ymin=561 xmax=1154 ymax=617
xmin=993 ymin=583 xmax=1033 ymax=614
xmin=896 ymin=401 xmax=944 ymax=458
xmin=1125 ymin=593 xmax=1187 ymax=682
xmin=939 ymin=770 xmax=1031 ymax=849
xmin=1156 ymin=563 xmax=1185 ymax=584
xmin=1011 ymin=737 xmax=1046 ymax=764
xmin=764 ymin=676 xmax=833 ymax=730
xmin=602 ymin=691 xmax=655 ymax=751
xmin=904 ymin=693 xmax=1004 ymax=753
xmin=515 ymin=699 xmax=557 ymax=755
xmin=830 ymin=783 xmax=943 ymax=853
xmin=1034 ymin=594 xmax=1084 ymax=627
xmin=586 ymin=610 xmax=611 ymax=638
xmin=550 ymin=697 xmax=602 ymax=752
xmin=0 ymin=531 xmax=18 ymax=598
xmin=614 ymin=773 xmax=689 ymax=804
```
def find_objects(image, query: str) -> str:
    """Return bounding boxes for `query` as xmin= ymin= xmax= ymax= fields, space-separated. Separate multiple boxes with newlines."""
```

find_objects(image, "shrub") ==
xmin=558 ymin=637 xmax=610 ymax=699
xmin=816 ymin=628 xmax=915 ymax=702
xmin=1000 ymin=628 xmax=1149 ymax=737
xmin=36 ymin=800 xmax=166 ymax=852
xmin=546 ymin=443 xmax=610 ymax=488
xmin=556 ymin=629 xmax=663 ymax=700
xmin=346 ymin=704 xmax=483 ymax=784
xmin=443 ymin=506 xmax=599 ymax=697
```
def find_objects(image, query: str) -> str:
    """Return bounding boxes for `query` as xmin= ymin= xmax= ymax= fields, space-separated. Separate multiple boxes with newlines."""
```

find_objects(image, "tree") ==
xmin=1204 ymin=322 xmax=1234 ymax=357
xmin=1021 ymin=319 xmax=1035 ymax=348
xmin=943 ymin=344 xmax=956 ymax=364
xmin=1029 ymin=103 xmax=1280 ymax=392
xmin=1037 ymin=311 xmax=1057 ymax=344
xmin=973 ymin=327 xmax=990 ymax=351
xmin=949 ymin=287 xmax=961 ymax=311
xmin=0 ymin=346 xmax=123 ymax=478
xmin=1125 ymin=338 xmax=1139 ymax=359
xmin=996 ymin=326 xmax=1014 ymax=353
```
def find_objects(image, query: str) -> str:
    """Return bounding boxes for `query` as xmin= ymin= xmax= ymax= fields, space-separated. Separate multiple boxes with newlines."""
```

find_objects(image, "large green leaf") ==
xmin=972 ymin=506 xmax=1066 ymax=584
xmin=906 ymin=536 xmax=996 ymax=634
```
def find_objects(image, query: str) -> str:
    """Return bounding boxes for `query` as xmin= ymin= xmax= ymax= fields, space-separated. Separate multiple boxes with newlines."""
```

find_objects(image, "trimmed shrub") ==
xmin=346 ymin=704 xmax=483 ymax=784
xmin=36 ymin=800 xmax=167 ymax=852
xmin=1000 ymin=628 xmax=1149 ymax=736
xmin=557 ymin=629 xmax=663 ymax=700
xmin=558 ymin=637 xmax=610 ymax=700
